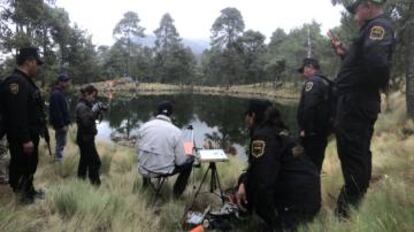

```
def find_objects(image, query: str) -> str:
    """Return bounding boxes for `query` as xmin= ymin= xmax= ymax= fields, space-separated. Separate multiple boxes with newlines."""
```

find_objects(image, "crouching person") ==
xmin=75 ymin=85 xmax=102 ymax=186
xmin=236 ymin=100 xmax=321 ymax=232
xmin=137 ymin=101 xmax=193 ymax=198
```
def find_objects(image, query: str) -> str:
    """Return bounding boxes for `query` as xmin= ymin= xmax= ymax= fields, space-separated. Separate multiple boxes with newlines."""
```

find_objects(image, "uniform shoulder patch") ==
xmin=305 ymin=82 xmax=314 ymax=92
xmin=369 ymin=25 xmax=385 ymax=41
xmin=9 ymin=83 xmax=19 ymax=95
xmin=251 ymin=140 xmax=266 ymax=158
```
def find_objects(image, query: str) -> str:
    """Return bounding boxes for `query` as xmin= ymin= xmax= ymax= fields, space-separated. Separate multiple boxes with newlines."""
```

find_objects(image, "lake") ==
xmin=69 ymin=94 xmax=298 ymax=159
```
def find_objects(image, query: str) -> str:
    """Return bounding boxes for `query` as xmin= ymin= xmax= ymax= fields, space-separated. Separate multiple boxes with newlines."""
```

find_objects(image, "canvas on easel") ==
xmin=198 ymin=149 xmax=228 ymax=163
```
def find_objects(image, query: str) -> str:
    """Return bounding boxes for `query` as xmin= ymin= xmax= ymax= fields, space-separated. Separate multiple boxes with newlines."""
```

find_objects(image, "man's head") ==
xmin=57 ymin=74 xmax=71 ymax=90
xmin=157 ymin=100 xmax=173 ymax=117
xmin=298 ymin=58 xmax=320 ymax=78
xmin=16 ymin=47 xmax=43 ymax=78
xmin=346 ymin=0 xmax=386 ymax=27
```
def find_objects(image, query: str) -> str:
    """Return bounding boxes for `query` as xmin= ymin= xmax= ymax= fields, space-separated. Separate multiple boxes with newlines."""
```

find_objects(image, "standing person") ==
xmin=137 ymin=101 xmax=194 ymax=198
xmin=235 ymin=100 xmax=320 ymax=232
xmin=297 ymin=58 xmax=332 ymax=173
xmin=49 ymin=74 xmax=71 ymax=162
xmin=75 ymin=85 xmax=103 ymax=186
xmin=331 ymin=0 xmax=395 ymax=217
xmin=0 ymin=47 xmax=46 ymax=204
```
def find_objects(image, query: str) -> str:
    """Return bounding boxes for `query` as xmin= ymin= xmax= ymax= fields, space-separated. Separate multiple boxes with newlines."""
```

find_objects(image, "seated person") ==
xmin=136 ymin=101 xmax=194 ymax=198
xmin=235 ymin=100 xmax=321 ymax=232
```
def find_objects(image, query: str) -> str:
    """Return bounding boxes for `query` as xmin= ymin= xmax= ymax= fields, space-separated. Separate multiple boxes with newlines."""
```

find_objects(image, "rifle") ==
xmin=43 ymin=126 xmax=52 ymax=157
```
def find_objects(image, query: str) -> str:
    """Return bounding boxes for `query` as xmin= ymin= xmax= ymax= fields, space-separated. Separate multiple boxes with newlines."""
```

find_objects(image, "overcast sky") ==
xmin=56 ymin=0 xmax=345 ymax=46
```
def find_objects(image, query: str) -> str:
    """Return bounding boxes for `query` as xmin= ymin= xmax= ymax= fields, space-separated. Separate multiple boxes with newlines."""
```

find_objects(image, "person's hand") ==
xmin=23 ymin=141 xmax=34 ymax=155
xmin=331 ymin=40 xmax=347 ymax=57
xmin=236 ymin=183 xmax=248 ymax=212
xmin=300 ymin=130 xmax=306 ymax=138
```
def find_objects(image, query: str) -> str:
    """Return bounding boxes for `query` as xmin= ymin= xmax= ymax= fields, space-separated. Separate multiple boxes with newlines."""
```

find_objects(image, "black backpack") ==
xmin=318 ymin=75 xmax=337 ymax=134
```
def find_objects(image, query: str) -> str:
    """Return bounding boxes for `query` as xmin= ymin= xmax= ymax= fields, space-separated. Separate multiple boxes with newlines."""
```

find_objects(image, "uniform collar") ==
xmin=156 ymin=114 xmax=172 ymax=123
xmin=14 ymin=68 xmax=37 ymax=87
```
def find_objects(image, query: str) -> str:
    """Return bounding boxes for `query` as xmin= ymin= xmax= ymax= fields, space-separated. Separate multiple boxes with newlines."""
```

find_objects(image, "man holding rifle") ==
xmin=0 ymin=47 xmax=46 ymax=204
xmin=329 ymin=0 xmax=395 ymax=218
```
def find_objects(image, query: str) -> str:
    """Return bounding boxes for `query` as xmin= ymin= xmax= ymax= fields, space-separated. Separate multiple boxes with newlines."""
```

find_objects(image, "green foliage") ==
xmin=153 ymin=13 xmax=197 ymax=84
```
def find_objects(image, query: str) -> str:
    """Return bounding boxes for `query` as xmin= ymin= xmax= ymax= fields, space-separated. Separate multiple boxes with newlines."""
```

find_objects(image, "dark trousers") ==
xmin=8 ymin=136 xmax=39 ymax=198
xmin=54 ymin=128 xmax=67 ymax=160
xmin=335 ymin=94 xmax=378 ymax=216
xmin=302 ymin=135 xmax=328 ymax=173
xmin=77 ymin=140 xmax=101 ymax=186
xmin=171 ymin=160 xmax=193 ymax=197
xmin=143 ymin=159 xmax=193 ymax=197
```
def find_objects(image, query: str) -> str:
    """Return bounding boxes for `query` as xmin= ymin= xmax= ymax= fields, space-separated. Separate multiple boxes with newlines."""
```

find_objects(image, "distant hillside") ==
xmin=134 ymin=35 xmax=210 ymax=55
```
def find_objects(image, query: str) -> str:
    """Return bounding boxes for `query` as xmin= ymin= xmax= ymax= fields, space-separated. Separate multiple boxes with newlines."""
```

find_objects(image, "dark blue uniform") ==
xmin=297 ymin=74 xmax=331 ymax=172
xmin=0 ymin=69 xmax=46 ymax=198
xmin=239 ymin=126 xmax=320 ymax=231
xmin=334 ymin=15 xmax=395 ymax=216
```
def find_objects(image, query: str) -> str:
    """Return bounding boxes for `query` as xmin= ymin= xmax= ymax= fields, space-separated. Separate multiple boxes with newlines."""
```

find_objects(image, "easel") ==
xmin=193 ymin=161 xmax=225 ymax=205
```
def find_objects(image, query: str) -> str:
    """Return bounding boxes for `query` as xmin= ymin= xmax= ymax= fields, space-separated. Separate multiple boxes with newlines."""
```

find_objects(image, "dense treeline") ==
xmin=0 ymin=0 xmax=413 ymax=101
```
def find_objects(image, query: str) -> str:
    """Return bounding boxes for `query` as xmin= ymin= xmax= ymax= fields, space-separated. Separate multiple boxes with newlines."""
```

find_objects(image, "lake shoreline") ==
xmin=86 ymin=81 xmax=300 ymax=103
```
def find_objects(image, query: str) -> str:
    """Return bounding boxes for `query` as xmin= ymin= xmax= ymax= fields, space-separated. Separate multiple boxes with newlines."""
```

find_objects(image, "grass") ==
xmin=0 ymin=91 xmax=413 ymax=231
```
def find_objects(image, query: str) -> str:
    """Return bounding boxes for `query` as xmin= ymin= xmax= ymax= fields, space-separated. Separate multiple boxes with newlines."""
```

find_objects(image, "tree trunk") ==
xmin=407 ymin=2 xmax=414 ymax=118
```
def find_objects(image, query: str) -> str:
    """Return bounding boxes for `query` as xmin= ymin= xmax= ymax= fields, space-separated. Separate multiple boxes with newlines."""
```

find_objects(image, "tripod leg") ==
xmin=210 ymin=163 xmax=217 ymax=192
xmin=191 ymin=166 xmax=211 ymax=206
xmin=213 ymin=165 xmax=225 ymax=204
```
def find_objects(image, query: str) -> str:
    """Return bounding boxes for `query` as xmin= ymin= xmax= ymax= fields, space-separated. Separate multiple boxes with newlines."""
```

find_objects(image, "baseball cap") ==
xmin=157 ymin=100 xmax=173 ymax=116
xmin=346 ymin=0 xmax=386 ymax=14
xmin=58 ymin=74 xmax=71 ymax=82
xmin=297 ymin=58 xmax=320 ymax=73
xmin=17 ymin=47 xmax=44 ymax=65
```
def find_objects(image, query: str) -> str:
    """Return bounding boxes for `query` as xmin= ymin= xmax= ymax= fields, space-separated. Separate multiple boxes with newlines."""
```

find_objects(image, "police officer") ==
xmin=0 ymin=47 xmax=46 ymax=203
xmin=236 ymin=100 xmax=320 ymax=232
xmin=75 ymin=85 xmax=102 ymax=186
xmin=330 ymin=0 xmax=395 ymax=217
xmin=297 ymin=58 xmax=331 ymax=173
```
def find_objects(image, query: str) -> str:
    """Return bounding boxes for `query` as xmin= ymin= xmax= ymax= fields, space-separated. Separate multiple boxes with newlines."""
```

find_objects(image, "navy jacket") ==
xmin=49 ymin=86 xmax=70 ymax=129
xmin=1 ymin=69 xmax=46 ymax=143
xmin=297 ymin=75 xmax=331 ymax=136
xmin=335 ymin=15 xmax=395 ymax=97
xmin=239 ymin=125 xmax=321 ymax=229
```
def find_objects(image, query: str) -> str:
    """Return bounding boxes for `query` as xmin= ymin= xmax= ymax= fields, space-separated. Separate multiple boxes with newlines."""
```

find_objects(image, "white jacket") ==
xmin=137 ymin=115 xmax=189 ymax=176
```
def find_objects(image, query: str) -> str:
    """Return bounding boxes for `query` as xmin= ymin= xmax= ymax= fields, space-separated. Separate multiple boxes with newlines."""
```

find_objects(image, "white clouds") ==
xmin=56 ymin=0 xmax=344 ymax=46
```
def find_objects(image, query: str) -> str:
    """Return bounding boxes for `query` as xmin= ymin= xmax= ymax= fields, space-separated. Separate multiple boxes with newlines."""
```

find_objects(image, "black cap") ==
xmin=346 ymin=0 xmax=386 ymax=14
xmin=17 ymin=47 xmax=44 ymax=66
xmin=58 ymin=74 xmax=71 ymax=82
xmin=297 ymin=58 xmax=320 ymax=73
xmin=157 ymin=100 xmax=173 ymax=116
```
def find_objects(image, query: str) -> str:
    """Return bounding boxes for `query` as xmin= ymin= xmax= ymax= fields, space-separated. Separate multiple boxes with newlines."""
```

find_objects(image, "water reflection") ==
xmin=70 ymin=94 xmax=298 ymax=159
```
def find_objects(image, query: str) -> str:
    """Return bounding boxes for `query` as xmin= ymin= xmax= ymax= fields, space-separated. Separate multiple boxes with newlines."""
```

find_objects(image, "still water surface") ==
xmin=69 ymin=94 xmax=298 ymax=159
